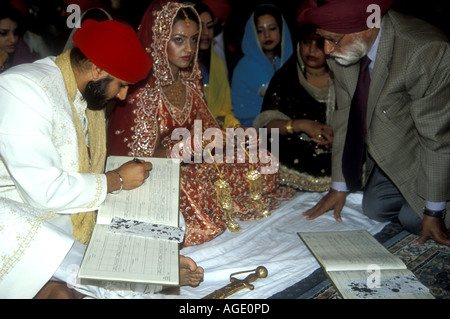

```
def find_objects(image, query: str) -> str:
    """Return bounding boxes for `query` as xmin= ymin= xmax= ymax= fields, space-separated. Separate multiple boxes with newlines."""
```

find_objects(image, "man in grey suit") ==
xmin=297 ymin=0 xmax=449 ymax=246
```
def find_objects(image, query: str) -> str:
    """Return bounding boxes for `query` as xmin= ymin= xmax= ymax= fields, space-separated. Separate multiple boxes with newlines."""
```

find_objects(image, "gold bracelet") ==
xmin=285 ymin=120 xmax=294 ymax=134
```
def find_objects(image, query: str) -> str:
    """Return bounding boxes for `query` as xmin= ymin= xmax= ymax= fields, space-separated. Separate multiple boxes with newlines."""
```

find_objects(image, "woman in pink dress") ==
xmin=107 ymin=0 xmax=294 ymax=247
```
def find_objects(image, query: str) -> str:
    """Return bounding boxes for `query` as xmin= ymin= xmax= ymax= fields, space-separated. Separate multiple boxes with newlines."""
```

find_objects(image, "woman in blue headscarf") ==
xmin=231 ymin=4 xmax=293 ymax=127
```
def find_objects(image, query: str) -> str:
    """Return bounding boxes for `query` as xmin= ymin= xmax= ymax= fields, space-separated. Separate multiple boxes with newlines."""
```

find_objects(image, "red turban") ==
xmin=73 ymin=19 xmax=152 ymax=83
xmin=297 ymin=0 xmax=393 ymax=34
xmin=10 ymin=0 xmax=27 ymax=14
xmin=202 ymin=0 xmax=231 ymax=22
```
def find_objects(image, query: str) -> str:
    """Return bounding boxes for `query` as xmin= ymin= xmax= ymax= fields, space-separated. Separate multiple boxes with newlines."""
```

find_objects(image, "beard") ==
xmin=330 ymin=37 xmax=370 ymax=66
xmin=82 ymin=76 xmax=116 ymax=111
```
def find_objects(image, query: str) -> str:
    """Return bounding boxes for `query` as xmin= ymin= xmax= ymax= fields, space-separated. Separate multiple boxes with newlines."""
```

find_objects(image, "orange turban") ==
xmin=73 ymin=19 xmax=152 ymax=83
xmin=297 ymin=0 xmax=393 ymax=33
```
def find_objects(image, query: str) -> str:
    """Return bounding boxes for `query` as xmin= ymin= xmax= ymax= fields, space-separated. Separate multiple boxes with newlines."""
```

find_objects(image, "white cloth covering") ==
xmin=175 ymin=191 xmax=387 ymax=299
xmin=76 ymin=191 xmax=386 ymax=299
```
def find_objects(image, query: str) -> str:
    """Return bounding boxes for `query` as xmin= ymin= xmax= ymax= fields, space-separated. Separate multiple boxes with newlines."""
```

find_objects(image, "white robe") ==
xmin=0 ymin=57 xmax=107 ymax=298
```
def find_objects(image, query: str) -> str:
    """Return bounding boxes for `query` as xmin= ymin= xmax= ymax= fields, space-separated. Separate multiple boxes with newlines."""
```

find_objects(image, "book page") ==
xmin=298 ymin=230 xmax=406 ymax=272
xmin=327 ymin=269 xmax=434 ymax=299
xmin=78 ymin=156 xmax=181 ymax=285
xmin=78 ymin=224 xmax=179 ymax=285
xmin=97 ymin=156 xmax=181 ymax=226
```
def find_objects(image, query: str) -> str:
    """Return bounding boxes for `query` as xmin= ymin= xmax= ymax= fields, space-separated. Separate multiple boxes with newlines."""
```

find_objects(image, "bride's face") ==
xmin=167 ymin=19 xmax=199 ymax=77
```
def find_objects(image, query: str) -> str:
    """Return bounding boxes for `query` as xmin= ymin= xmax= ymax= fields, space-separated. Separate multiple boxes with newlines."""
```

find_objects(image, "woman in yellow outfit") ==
xmin=196 ymin=3 xmax=240 ymax=129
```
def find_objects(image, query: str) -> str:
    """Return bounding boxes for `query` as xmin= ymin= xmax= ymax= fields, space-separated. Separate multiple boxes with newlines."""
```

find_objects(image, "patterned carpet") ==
xmin=269 ymin=222 xmax=449 ymax=299
xmin=311 ymin=231 xmax=450 ymax=299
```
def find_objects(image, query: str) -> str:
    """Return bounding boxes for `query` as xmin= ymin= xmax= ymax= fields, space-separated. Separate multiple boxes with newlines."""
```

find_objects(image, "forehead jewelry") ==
xmin=181 ymin=8 xmax=190 ymax=26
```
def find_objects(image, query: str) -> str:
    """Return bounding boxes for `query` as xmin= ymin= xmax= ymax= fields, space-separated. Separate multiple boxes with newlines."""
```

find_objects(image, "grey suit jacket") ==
xmin=329 ymin=10 xmax=450 ymax=225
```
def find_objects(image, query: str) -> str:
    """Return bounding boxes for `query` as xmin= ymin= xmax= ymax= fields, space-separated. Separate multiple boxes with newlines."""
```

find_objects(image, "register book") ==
xmin=78 ymin=156 xmax=182 ymax=286
xmin=298 ymin=230 xmax=434 ymax=299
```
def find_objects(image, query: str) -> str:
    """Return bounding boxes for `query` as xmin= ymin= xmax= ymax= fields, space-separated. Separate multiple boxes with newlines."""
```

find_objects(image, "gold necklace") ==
xmin=163 ymin=72 xmax=186 ymax=110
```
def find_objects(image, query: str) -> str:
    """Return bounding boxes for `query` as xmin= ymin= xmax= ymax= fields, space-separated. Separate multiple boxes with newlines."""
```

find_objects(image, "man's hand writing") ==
xmin=117 ymin=159 xmax=152 ymax=190
xmin=106 ymin=159 xmax=152 ymax=193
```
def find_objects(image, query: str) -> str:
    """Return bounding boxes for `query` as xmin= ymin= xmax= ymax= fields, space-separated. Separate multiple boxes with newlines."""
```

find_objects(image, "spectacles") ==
xmin=317 ymin=33 xmax=346 ymax=48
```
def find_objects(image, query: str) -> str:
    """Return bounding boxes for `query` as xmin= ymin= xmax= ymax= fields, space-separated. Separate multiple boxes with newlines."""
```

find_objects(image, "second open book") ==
xmin=298 ymin=230 xmax=434 ymax=299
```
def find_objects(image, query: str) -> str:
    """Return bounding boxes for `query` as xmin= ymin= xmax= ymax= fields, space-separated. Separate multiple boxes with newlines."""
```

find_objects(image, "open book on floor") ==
xmin=298 ymin=230 xmax=434 ymax=299
xmin=77 ymin=156 xmax=182 ymax=286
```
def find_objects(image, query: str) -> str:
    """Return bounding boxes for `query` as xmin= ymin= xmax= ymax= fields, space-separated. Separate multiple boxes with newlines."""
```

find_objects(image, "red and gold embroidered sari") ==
xmin=107 ymin=1 xmax=294 ymax=246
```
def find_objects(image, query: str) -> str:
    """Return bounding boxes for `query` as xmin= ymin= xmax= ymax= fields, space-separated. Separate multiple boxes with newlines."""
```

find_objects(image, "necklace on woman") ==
xmin=265 ymin=50 xmax=276 ymax=71
xmin=306 ymin=69 xmax=327 ymax=77
xmin=163 ymin=71 xmax=186 ymax=110
xmin=305 ymin=67 xmax=329 ymax=90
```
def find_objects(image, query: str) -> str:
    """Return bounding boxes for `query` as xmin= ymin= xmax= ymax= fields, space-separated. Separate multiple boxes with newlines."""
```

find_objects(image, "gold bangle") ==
xmin=285 ymin=120 xmax=294 ymax=134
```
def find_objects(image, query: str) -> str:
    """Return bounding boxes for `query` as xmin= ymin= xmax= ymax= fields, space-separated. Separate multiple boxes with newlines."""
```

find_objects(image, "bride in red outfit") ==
xmin=107 ymin=0 xmax=294 ymax=246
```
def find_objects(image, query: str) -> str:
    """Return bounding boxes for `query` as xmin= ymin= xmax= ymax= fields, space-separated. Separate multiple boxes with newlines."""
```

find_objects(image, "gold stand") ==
xmin=208 ymin=150 xmax=241 ymax=232
xmin=241 ymin=142 xmax=270 ymax=219
xmin=214 ymin=178 xmax=241 ymax=232
xmin=246 ymin=169 xmax=270 ymax=219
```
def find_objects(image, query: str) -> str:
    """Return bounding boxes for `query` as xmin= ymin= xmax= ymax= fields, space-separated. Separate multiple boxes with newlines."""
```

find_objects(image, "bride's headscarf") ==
xmin=136 ymin=0 xmax=203 ymax=88
xmin=106 ymin=0 xmax=209 ymax=157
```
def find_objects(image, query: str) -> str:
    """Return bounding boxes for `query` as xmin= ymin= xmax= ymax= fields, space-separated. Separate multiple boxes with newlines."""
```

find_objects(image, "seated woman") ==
xmin=107 ymin=0 xmax=295 ymax=247
xmin=254 ymin=24 xmax=335 ymax=192
xmin=0 ymin=2 xmax=36 ymax=73
xmin=231 ymin=4 xmax=293 ymax=127
xmin=196 ymin=3 xmax=240 ymax=129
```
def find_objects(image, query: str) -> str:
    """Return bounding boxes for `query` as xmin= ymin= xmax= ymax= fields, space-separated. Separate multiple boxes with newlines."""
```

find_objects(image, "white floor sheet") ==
xmin=75 ymin=191 xmax=387 ymax=299
xmin=166 ymin=191 xmax=387 ymax=299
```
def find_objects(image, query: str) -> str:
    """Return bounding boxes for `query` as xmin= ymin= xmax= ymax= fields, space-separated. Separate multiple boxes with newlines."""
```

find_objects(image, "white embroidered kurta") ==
xmin=0 ymin=57 xmax=107 ymax=298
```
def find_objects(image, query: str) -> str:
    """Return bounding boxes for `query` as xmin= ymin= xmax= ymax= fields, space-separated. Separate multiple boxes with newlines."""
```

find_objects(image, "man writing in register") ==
xmin=0 ymin=19 xmax=204 ymax=298
xmin=297 ymin=0 xmax=449 ymax=246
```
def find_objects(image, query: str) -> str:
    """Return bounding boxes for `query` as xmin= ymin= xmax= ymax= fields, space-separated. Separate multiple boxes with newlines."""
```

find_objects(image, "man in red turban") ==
xmin=298 ymin=0 xmax=392 ymax=66
xmin=73 ymin=19 xmax=152 ymax=91
xmin=0 ymin=18 xmax=206 ymax=298
xmin=298 ymin=0 xmax=392 ymax=34
xmin=0 ymin=19 xmax=205 ymax=298
xmin=298 ymin=0 xmax=450 ymax=247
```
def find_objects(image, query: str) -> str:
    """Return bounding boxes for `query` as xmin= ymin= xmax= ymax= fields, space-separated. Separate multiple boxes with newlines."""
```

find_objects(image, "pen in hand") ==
xmin=131 ymin=157 xmax=152 ymax=183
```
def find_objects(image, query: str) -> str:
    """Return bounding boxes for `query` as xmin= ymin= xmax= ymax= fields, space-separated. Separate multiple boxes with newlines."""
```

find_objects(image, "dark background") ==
xmin=10 ymin=0 xmax=449 ymax=76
